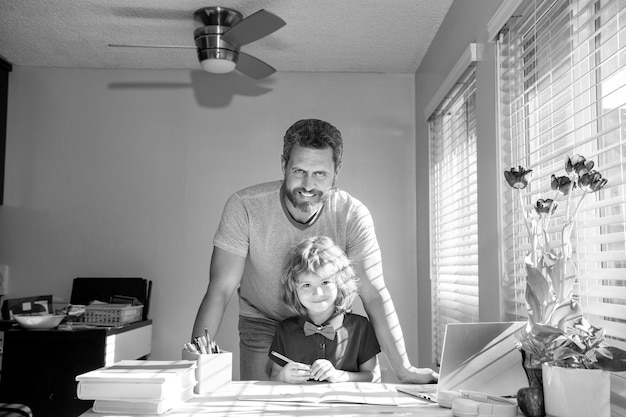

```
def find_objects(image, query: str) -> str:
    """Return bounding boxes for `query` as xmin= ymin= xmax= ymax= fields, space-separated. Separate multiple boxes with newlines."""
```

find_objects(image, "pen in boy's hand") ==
xmin=271 ymin=351 xmax=294 ymax=364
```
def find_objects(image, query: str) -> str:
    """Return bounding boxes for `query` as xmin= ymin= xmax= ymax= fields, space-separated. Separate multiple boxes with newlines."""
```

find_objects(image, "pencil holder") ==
xmin=181 ymin=350 xmax=232 ymax=394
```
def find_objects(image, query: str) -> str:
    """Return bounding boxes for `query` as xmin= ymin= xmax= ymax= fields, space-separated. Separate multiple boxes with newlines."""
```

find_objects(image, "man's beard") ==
xmin=286 ymin=187 xmax=326 ymax=213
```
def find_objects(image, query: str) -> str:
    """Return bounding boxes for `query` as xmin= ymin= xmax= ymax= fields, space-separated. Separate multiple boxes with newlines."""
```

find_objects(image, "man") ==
xmin=192 ymin=119 xmax=437 ymax=383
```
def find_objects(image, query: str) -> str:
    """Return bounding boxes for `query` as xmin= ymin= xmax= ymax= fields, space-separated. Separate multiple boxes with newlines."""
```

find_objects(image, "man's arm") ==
xmin=354 ymin=257 xmax=438 ymax=384
xmin=191 ymin=246 xmax=246 ymax=342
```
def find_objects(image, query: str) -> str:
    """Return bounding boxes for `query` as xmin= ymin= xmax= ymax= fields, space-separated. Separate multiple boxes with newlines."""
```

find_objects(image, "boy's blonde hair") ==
xmin=282 ymin=236 xmax=359 ymax=316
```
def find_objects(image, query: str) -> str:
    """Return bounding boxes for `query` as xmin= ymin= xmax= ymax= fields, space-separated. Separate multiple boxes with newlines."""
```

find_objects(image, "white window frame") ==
xmin=427 ymin=44 xmax=479 ymax=362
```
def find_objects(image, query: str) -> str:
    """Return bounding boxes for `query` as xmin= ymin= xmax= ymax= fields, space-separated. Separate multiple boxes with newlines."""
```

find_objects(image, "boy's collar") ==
xmin=299 ymin=312 xmax=345 ymax=329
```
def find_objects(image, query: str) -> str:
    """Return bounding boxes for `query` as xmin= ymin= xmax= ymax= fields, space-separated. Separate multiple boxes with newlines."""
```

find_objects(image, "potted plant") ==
xmin=504 ymin=155 xmax=626 ymax=417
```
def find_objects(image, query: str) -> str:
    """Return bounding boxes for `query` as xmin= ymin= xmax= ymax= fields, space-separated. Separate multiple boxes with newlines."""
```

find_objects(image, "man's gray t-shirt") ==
xmin=213 ymin=180 xmax=380 ymax=322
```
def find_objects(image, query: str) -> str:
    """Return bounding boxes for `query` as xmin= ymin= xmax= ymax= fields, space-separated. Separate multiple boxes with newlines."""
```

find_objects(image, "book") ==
xmin=92 ymin=385 xmax=194 ymax=415
xmin=237 ymin=381 xmax=399 ymax=406
xmin=76 ymin=360 xmax=197 ymax=400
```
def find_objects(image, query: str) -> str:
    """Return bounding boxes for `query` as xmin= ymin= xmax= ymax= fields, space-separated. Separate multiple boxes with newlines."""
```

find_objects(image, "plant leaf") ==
xmin=547 ymin=300 xmax=583 ymax=331
xmin=525 ymin=264 xmax=552 ymax=321
xmin=525 ymin=282 xmax=542 ymax=324
xmin=594 ymin=346 xmax=626 ymax=372
xmin=548 ymin=256 xmax=562 ymax=299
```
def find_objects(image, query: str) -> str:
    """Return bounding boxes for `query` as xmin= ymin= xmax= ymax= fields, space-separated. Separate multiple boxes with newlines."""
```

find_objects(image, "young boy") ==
xmin=269 ymin=236 xmax=380 ymax=383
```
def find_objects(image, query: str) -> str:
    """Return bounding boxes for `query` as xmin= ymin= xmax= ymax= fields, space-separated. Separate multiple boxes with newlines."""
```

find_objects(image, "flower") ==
xmin=578 ymin=170 xmax=608 ymax=192
xmin=535 ymin=199 xmax=556 ymax=215
xmin=550 ymin=174 xmax=575 ymax=195
xmin=504 ymin=166 xmax=533 ymax=189
xmin=565 ymin=154 xmax=594 ymax=174
xmin=505 ymin=154 xmax=626 ymax=371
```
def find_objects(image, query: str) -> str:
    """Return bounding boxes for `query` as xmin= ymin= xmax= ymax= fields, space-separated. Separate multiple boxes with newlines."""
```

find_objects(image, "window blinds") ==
xmin=498 ymin=0 xmax=626 ymax=351
xmin=429 ymin=65 xmax=479 ymax=362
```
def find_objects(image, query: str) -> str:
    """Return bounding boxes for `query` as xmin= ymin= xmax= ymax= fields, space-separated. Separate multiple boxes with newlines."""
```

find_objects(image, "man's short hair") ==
xmin=282 ymin=119 xmax=343 ymax=169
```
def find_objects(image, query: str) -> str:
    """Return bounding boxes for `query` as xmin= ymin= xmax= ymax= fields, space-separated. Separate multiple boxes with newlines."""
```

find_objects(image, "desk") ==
xmin=78 ymin=381 xmax=521 ymax=417
xmin=0 ymin=320 xmax=152 ymax=417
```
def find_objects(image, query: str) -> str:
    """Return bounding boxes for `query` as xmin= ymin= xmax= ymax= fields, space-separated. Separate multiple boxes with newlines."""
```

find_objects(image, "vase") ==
xmin=517 ymin=350 xmax=545 ymax=417
xmin=542 ymin=363 xmax=610 ymax=417
xmin=520 ymin=350 xmax=543 ymax=387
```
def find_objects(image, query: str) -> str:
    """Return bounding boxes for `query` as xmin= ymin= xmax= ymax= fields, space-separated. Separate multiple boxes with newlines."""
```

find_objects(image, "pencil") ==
xmin=271 ymin=351 xmax=294 ymax=363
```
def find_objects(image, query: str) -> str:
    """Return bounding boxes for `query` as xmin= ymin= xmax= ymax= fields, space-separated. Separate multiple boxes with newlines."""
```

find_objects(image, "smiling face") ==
xmin=282 ymin=144 xmax=340 ymax=222
xmin=295 ymin=268 xmax=338 ymax=324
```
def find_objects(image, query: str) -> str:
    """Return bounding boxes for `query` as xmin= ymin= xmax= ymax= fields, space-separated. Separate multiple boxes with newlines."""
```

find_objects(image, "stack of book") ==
xmin=75 ymin=360 xmax=197 ymax=415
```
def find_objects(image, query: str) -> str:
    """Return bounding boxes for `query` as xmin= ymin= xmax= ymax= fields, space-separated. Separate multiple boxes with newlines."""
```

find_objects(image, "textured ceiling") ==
xmin=0 ymin=1 xmax=453 ymax=74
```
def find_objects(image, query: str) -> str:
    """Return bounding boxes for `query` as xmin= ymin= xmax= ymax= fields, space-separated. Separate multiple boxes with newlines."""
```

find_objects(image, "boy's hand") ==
xmin=279 ymin=362 xmax=311 ymax=384
xmin=309 ymin=359 xmax=344 ymax=382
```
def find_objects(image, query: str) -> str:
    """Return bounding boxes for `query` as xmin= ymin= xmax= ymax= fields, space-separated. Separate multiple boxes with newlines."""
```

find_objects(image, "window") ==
xmin=429 ymin=61 xmax=479 ymax=362
xmin=498 ymin=0 xmax=626 ymax=351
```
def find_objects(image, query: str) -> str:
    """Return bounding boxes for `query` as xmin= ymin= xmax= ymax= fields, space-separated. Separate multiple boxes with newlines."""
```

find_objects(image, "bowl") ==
xmin=13 ymin=314 xmax=66 ymax=329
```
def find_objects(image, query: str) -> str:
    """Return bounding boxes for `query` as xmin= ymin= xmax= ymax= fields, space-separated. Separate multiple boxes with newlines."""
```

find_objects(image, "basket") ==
xmin=83 ymin=304 xmax=143 ymax=326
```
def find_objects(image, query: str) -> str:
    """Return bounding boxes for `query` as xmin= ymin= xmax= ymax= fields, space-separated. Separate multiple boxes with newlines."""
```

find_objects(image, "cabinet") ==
xmin=0 ymin=320 xmax=152 ymax=417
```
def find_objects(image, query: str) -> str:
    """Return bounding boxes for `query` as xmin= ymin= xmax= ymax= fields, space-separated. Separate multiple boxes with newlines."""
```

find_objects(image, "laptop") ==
xmin=397 ymin=321 xmax=528 ymax=403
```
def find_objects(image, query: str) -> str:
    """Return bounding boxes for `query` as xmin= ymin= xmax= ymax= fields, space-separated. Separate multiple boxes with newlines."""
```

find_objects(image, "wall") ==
xmin=414 ymin=0 xmax=504 ymax=369
xmin=0 ymin=68 xmax=417 ymax=379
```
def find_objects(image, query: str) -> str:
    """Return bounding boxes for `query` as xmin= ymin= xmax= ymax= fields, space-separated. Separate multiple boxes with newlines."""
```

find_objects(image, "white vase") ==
xmin=541 ymin=362 xmax=610 ymax=417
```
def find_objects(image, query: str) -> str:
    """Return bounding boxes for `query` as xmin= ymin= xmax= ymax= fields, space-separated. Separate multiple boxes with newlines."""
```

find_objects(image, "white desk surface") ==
xmin=79 ymin=381 xmax=457 ymax=417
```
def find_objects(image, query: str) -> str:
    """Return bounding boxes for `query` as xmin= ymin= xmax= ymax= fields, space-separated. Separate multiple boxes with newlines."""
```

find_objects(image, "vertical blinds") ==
xmin=429 ymin=65 xmax=479 ymax=362
xmin=498 ymin=0 xmax=626 ymax=351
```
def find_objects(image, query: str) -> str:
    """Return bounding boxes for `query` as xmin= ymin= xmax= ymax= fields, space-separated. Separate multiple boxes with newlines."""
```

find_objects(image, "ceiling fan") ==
xmin=109 ymin=7 xmax=286 ymax=79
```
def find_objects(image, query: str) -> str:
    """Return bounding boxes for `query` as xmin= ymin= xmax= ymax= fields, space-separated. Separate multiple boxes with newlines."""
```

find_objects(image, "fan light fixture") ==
xmin=200 ymin=58 xmax=236 ymax=73
xmin=194 ymin=23 xmax=239 ymax=74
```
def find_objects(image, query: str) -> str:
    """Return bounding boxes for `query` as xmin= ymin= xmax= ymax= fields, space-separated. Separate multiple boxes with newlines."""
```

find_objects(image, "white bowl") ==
xmin=13 ymin=314 xmax=65 ymax=329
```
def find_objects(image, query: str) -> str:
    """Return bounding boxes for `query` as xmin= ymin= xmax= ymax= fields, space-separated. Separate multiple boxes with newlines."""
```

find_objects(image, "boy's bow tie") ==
xmin=303 ymin=321 xmax=336 ymax=340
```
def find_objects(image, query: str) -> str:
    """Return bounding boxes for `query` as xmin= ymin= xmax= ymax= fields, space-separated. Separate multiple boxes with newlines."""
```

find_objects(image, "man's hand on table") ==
xmin=397 ymin=366 xmax=439 ymax=384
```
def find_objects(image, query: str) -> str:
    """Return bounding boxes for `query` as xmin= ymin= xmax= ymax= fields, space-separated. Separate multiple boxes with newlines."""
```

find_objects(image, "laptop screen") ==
xmin=436 ymin=321 xmax=528 ymax=398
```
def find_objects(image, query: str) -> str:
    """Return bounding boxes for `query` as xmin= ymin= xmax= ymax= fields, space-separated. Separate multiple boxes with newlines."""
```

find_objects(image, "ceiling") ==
xmin=0 ymin=1 xmax=453 ymax=74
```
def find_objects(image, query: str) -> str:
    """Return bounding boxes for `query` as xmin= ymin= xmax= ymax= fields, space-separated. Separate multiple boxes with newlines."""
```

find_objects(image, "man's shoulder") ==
xmin=232 ymin=180 xmax=282 ymax=200
xmin=329 ymin=187 xmax=367 ymax=207
xmin=326 ymin=188 xmax=372 ymax=221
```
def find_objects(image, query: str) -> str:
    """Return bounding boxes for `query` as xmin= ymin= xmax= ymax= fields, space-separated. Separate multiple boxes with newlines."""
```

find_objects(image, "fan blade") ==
xmin=222 ymin=9 xmax=285 ymax=47
xmin=236 ymin=52 xmax=276 ymax=79
xmin=108 ymin=44 xmax=195 ymax=49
